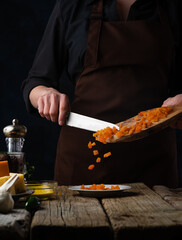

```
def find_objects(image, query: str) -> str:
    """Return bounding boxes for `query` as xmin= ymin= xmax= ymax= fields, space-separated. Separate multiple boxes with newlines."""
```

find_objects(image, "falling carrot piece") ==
xmin=88 ymin=141 xmax=96 ymax=149
xmin=88 ymin=164 xmax=95 ymax=170
xmin=96 ymin=157 xmax=101 ymax=163
xmin=93 ymin=150 xmax=99 ymax=155
xmin=88 ymin=141 xmax=92 ymax=149
xmin=103 ymin=152 xmax=111 ymax=158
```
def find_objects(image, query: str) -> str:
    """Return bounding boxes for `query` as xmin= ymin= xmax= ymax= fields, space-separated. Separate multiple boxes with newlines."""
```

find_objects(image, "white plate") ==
xmin=68 ymin=184 xmax=131 ymax=197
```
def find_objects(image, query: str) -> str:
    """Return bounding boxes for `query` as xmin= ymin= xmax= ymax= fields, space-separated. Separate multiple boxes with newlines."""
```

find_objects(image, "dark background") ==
xmin=0 ymin=0 xmax=58 ymax=180
xmin=0 ymin=0 xmax=182 ymax=185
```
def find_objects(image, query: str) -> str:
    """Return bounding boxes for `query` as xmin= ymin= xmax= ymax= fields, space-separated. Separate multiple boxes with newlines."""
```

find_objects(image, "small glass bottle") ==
xmin=3 ymin=119 xmax=27 ymax=173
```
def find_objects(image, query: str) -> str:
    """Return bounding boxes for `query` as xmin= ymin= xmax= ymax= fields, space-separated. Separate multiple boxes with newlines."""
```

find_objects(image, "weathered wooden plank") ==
xmin=153 ymin=185 xmax=182 ymax=210
xmin=31 ymin=186 xmax=113 ymax=240
xmin=0 ymin=208 xmax=31 ymax=240
xmin=102 ymin=183 xmax=182 ymax=240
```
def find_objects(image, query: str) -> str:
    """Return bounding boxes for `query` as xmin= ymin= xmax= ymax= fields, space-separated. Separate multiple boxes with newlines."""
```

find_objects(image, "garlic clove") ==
xmin=0 ymin=191 xmax=14 ymax=213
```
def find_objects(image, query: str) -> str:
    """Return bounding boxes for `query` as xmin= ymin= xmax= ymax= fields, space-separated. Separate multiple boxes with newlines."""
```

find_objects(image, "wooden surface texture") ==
xmin=153 ymin=185 xmax=182 ymax=210
xmin=0 ymin=208 xmax=31 ymax=240
xmin=31 ymin=186 xmax=112 ymax=240
xmin=102 ymin=183 xmax=182 ymax=240
xmin=30 ymin=183 xmax=182 ymax=240
xmin=1 ymin=183 xmax=182 ymax=240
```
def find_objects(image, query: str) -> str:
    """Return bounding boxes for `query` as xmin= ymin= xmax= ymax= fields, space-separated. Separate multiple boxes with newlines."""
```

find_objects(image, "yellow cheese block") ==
xmin=0 ymin=176 xmax=10 ymax=186
xmin=10 ymin=173 xmax=26 ymax=194
xmin=0 ymin=176 xmax=16 ymax=194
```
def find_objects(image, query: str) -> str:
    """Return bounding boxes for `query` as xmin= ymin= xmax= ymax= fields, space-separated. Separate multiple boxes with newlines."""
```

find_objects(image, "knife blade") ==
xmin=66 ymin=112 xmax=119 ymax=132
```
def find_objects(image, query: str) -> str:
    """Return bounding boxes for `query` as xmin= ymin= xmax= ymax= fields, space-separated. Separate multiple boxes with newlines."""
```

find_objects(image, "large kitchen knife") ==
xmin=66 ymin=112 xmax=119 ymax=132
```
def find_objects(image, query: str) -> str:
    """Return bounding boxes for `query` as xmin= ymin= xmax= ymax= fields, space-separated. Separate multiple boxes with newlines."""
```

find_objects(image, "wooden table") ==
xmin=1 ymin=183 xmax=182 ymax=240
xmin=31 ymin=183 xmax=182 ymax=240
xmin=0 ymin=206 xmax=31 ymax=240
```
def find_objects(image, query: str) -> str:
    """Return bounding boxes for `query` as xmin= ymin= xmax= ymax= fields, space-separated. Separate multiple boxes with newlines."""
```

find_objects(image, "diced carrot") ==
xmin=88 ymin=141 xmax=92 ymax=149
xmin=88 ymin=141 xmax=96 ymax=149
xmin=88 ymin=164 xmax=95 ymax=170
xmin=89 ymin=107 xmax=172 ymax=172
xmin=129 ymin=127 xmax=135 ymax=135
xmin=80 ymin=184 xmax=121 ymax=190
xmin=93 ymin=150 xmax=99 ymax=155
xmin=80 ymin=184 xmax=85 ymax=189
xmin=92 ymin=107 xmax=172 ymax=143
xmin=90 ymin=184 xmax=96 ymax=190
xmin=96 ymin=157 xmax=101 ymax=163
xmin=103 ymin=152 xmax=111 ymax=158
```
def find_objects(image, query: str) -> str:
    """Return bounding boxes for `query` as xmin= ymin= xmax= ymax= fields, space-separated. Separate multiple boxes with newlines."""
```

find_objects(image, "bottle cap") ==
xmin=3 ymin=119 xmax=27 ymax=138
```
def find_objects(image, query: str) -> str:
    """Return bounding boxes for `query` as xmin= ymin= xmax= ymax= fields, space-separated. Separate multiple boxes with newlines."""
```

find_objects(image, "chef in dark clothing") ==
xmin=22 ymin=0 xmax=182 ymax=187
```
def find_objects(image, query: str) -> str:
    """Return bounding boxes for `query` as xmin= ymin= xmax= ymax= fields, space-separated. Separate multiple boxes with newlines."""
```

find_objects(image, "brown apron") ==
xmin=55 ymin=0 xmax=178 ymax=188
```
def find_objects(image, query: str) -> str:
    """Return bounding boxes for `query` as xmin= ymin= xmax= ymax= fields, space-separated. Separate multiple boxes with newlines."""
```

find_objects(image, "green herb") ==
xmin=25 ymin=196 xmax=40 ymax=212
xmin=24 ymin=162 xmax=35 ymax=180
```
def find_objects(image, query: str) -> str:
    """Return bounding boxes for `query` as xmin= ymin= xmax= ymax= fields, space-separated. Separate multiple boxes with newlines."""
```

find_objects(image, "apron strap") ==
xmin=84 ymin=0 xmax=103 ymax=68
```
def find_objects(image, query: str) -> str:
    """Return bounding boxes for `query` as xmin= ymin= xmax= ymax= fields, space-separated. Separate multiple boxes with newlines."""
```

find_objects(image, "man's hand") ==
xmin=162 ymin=94 xmax=182 ymax=129
xmin=29 ymin=86 xmax=70 ymax=125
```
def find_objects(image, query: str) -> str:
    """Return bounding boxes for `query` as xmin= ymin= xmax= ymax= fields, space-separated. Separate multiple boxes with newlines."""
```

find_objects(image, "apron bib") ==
xmin=55 ymin=0 xmax=178 ymax=187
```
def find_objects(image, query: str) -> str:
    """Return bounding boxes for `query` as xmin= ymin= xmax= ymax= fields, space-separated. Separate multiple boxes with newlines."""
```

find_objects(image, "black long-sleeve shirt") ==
xmin=22 ymin=0 xmax=182 ymax=113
